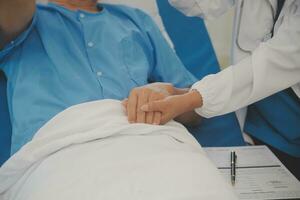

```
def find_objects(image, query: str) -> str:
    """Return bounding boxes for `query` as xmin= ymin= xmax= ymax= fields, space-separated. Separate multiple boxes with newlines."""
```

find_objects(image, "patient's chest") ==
xmin=1 ymin=4 xmax=154 ymax=153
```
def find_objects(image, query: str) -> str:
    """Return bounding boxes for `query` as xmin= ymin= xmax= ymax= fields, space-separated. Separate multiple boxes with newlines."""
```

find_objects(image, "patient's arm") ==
xmin=0 ymin=0 xmax=35 ymax=49
xmin=123 ymin=83 xmax=202 ymax=127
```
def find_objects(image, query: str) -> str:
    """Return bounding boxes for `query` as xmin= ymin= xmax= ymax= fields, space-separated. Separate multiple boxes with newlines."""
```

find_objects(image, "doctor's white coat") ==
xmin=170 ymin=0 xmax=300 ymax=131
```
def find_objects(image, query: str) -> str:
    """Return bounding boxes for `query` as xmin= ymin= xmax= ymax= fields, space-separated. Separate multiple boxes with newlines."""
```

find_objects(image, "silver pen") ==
xmin=231 ymin=151 xmax=237 ymax=186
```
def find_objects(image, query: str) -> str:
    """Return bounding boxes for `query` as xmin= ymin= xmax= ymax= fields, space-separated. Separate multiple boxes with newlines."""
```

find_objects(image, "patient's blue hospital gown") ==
xmin=0 ymin=3 xmax=197 ymax=154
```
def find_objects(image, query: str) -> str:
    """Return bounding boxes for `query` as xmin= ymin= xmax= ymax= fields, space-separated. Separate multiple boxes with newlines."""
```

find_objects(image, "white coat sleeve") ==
xmin=192 ymin=2 xmax=300 ymax=118
xmin=168 ymin=0 xmax=236 ymax=20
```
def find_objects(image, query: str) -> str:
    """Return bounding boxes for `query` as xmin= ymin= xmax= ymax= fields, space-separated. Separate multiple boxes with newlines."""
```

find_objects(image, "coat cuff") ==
xmin=191 ymin=67 xmax=234 ymax=118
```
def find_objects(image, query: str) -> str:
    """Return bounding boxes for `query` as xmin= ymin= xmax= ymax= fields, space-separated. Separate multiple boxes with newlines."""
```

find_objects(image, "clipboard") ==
xmin=204 ymin=145 xmax=300 ymax=200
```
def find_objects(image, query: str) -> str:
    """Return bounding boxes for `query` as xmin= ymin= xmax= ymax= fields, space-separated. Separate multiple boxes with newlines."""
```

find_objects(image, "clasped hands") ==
xmin=122 ymin=83 xmax=203 ymax=125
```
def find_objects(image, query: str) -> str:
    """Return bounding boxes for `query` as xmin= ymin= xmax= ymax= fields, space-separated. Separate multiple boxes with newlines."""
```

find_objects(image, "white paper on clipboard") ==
xmin=204 ymin=145 xmax=300 ymax=200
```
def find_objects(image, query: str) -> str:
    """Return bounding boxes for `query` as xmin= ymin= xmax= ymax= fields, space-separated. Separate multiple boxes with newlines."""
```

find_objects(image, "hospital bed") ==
xmin=0 ymin=0 xmax=245 ymax=166
xmin=0 ymin=1 xmax=242 ymax=199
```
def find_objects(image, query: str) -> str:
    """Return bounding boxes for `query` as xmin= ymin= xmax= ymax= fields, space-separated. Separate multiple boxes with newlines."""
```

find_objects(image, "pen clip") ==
xmin=231 ymin=151 xmax=236 ymax=163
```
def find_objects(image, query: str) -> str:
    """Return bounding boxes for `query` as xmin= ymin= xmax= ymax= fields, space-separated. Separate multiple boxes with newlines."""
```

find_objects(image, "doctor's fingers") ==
xmin=128 ymin=87 xmax=166 ymax=123
xmin=141 ymin=100 xmax=177 ymax=124
xmin=145 ymin=92 xmax=164 ymax=125
xmin=136 ymin=89 xmax=166 ymax=124
xmin=142 ymin=100 xmax=176 ymax=124
xmin=141 ymin=99 xmax=168 ymax=113
xmin=122 ymin=95 xmax=149 ymax=123
xmin=123 ymin=98 xmax=160 ymax=125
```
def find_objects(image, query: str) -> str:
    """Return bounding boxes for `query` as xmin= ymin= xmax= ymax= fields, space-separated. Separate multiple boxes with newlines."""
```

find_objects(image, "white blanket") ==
xmin=0 ymin=100 xmax=237 ymax=200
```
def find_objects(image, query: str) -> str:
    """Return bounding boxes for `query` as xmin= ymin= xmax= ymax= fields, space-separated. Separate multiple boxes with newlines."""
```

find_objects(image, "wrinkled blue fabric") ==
xmin=245 ymin=89 xmax=300 ymax=157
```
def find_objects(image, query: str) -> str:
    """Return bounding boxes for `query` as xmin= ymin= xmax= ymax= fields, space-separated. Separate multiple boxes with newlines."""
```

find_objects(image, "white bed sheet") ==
xmin=0 ymin=100 xmax=237 ymax=200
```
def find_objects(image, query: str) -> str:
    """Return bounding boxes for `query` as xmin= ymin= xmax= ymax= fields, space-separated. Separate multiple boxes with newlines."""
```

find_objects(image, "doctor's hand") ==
xmin=122 ymin=83 xmax=177 ymax=125
xmin=140 ymin=90 xmax=203 ymax=125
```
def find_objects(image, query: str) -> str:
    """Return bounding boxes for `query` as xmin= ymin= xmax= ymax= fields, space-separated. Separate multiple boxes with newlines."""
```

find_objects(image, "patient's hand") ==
xmin=123 ymin=83 xmax=176 ymax=125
